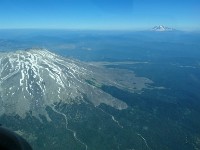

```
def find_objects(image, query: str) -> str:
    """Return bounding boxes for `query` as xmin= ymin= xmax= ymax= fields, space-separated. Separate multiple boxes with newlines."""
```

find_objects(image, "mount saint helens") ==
xmin=0 ymin=49 xmax=165 ymax=150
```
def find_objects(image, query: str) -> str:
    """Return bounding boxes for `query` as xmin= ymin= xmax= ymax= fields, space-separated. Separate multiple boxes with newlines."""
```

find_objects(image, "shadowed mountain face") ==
xmin=0 ymin=49 xmax=153 ymax=120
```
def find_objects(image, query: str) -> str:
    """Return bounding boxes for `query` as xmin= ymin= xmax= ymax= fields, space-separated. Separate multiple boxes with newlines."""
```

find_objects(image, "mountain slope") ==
xmin=0 ymin=49 xmax=152 ymax=120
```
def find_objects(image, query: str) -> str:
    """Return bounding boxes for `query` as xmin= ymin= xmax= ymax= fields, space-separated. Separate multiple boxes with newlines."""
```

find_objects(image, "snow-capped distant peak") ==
xmin=152 ymin=25 xmax=175 ymax=32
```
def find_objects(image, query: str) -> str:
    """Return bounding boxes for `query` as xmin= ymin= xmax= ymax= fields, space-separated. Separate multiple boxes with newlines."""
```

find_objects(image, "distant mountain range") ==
xmin=151 ymin=25 xmax=176 ymax=32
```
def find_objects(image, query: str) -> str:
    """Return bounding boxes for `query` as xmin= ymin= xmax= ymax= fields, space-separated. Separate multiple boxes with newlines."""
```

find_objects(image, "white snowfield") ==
xmin=0 ymin=49 xmax=153 ymax=120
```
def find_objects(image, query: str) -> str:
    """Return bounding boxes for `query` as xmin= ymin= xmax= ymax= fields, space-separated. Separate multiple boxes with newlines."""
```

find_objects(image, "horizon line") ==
xmin=0 ymin=27 xmax=199 ymax=32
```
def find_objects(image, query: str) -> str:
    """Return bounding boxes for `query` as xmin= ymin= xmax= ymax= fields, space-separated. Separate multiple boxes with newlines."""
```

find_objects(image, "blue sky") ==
xmin=0 ymin=0 xmax=199 ymax=30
